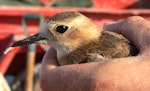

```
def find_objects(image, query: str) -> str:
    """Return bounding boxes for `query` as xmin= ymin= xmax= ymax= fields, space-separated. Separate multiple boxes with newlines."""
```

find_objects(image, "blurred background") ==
xmin=0 ymin=0 xmax=150 ymax=91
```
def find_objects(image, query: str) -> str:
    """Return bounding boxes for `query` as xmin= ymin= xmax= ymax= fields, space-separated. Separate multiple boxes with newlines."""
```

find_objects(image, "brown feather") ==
xmin=59 ymin=31 xmax=138 ymax=65
xmin=47 ymin=12 xmax=80 ymax=22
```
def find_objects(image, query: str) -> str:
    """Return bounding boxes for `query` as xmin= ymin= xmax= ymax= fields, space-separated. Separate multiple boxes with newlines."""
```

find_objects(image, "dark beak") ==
xmin=11 ymin=33 xmax=47 ymax=47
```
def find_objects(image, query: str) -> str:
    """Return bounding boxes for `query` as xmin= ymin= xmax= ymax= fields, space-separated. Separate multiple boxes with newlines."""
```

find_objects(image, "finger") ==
xmin=42 ymin=47 xmax=59 ymax=69
xmin=44 ymin=47 xmax=57 ymax=59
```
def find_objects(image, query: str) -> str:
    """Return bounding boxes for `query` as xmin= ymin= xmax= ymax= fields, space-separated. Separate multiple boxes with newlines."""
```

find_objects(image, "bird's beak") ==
xmin=11 ymin=33 xmax=47 ymax=47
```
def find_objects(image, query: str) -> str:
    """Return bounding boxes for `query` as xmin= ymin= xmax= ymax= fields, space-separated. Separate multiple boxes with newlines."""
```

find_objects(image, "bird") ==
xmin=11 ymin=11 xmax=138 ymax=65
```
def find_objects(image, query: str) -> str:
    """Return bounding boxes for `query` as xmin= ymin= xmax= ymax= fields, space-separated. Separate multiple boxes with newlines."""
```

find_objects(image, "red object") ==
xmin=0 ymin=35 xmax=20 ymax=74
xmin=93 ymin=0 xmax=138 ymax=9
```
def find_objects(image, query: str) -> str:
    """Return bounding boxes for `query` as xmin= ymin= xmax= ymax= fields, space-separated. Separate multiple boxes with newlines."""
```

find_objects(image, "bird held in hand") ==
xmin=11 ymin=11 xmax=138 ymax=65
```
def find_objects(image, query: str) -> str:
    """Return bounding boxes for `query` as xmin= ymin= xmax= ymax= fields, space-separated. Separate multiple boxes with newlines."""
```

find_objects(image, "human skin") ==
xmin=40 ymin=16 xmax=150 ymax=91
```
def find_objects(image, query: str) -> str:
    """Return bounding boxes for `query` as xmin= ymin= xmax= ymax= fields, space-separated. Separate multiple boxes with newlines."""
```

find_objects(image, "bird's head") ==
xmin=12 ymin=11 xmax=100 ymax=53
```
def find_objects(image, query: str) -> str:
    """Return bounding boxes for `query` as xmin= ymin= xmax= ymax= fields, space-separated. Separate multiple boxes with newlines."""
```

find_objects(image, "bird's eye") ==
xmin=56 ymin=25 xmax=68 ymax=33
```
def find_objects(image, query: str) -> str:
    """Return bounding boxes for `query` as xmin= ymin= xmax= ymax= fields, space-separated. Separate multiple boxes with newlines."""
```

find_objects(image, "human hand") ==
xmin=40 ymin=16 xmax=150 ymax=91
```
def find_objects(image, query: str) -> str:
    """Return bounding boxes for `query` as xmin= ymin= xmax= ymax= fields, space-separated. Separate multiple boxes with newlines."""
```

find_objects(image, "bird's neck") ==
xmin=55 ymin=26 xmax=101 ymax=65
xmin=55 ymin=35 xmax=101 ymax=65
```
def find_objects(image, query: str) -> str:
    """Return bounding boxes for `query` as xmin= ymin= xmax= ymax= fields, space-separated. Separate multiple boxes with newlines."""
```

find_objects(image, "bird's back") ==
xmin=60 ymin=31 xmax=138 ymax=65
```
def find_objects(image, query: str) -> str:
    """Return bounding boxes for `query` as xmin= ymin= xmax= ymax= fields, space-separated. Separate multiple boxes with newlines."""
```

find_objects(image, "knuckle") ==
xmin=125 ymin=16 xmax=145 ymax=23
